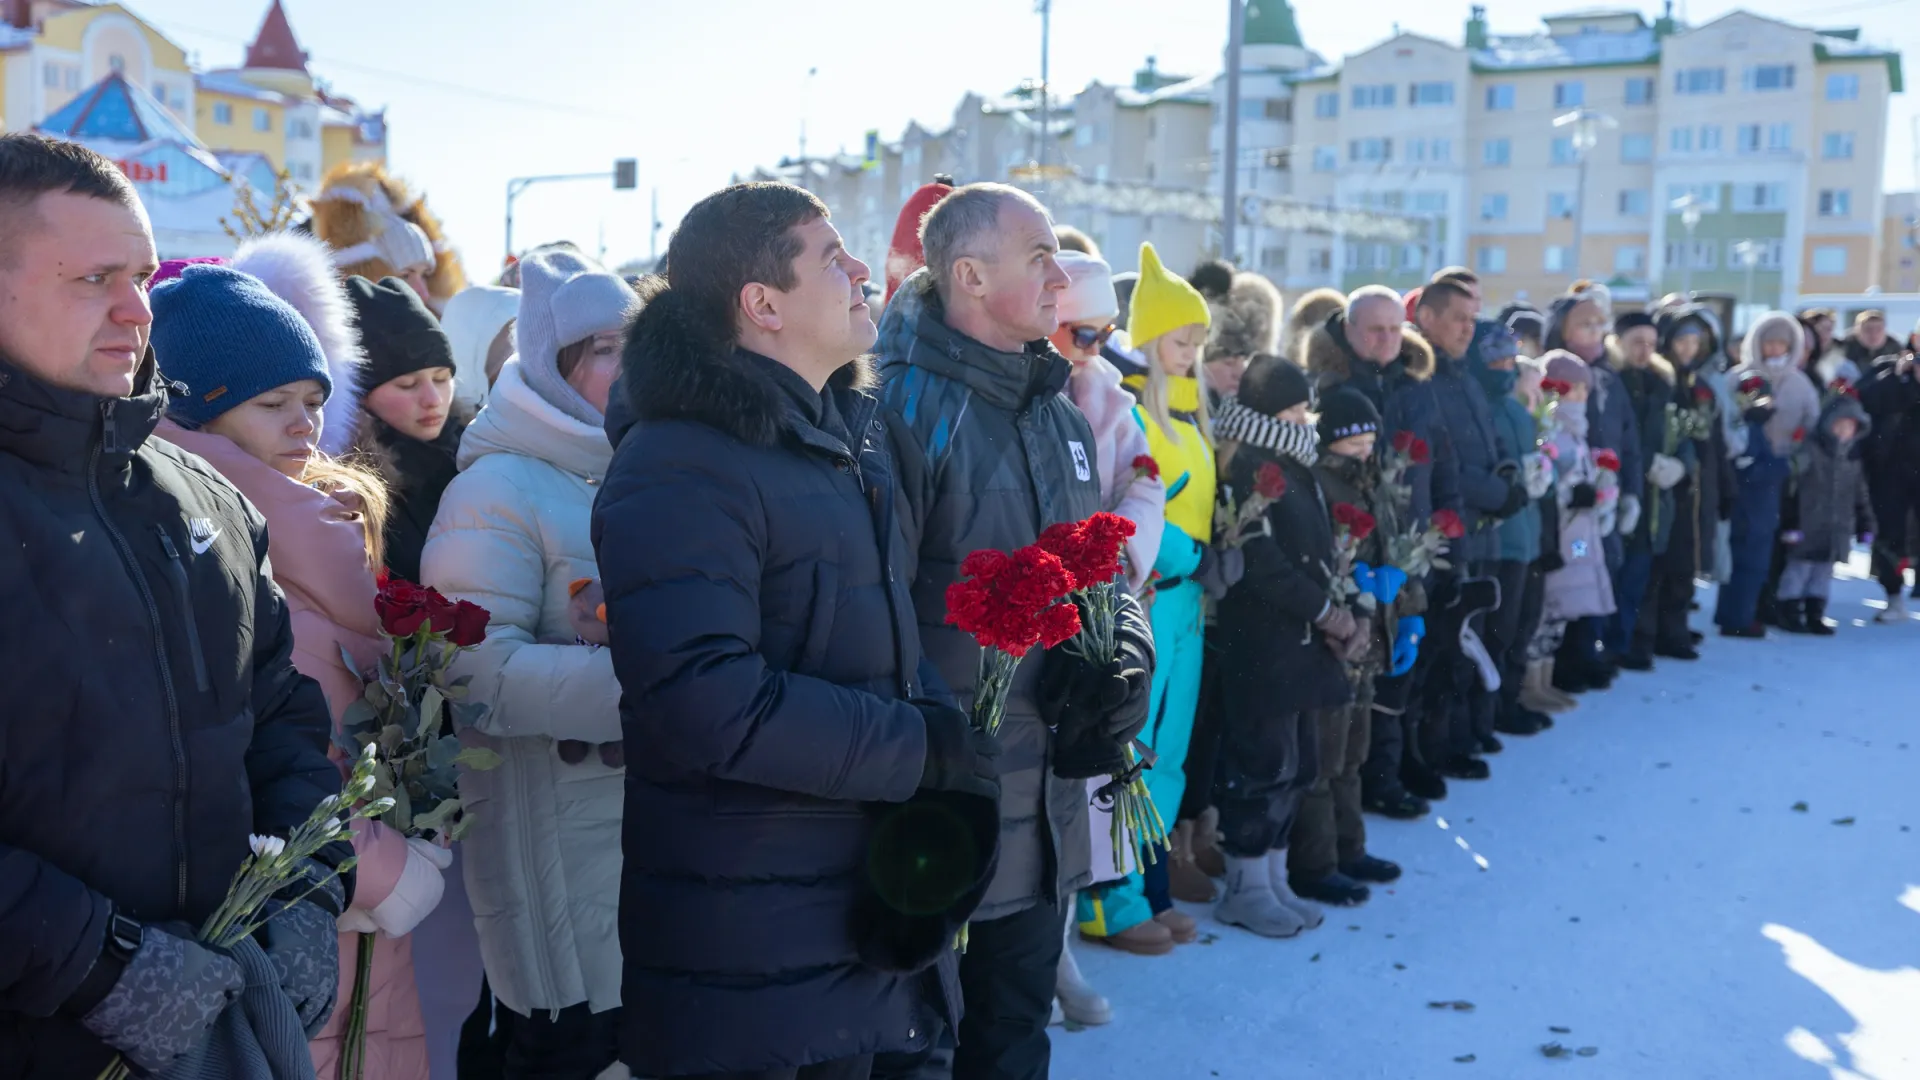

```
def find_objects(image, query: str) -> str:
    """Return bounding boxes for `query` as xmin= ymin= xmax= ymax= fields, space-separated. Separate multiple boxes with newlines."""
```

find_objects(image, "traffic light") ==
xmin=613 ymin=159 xmax=637 ymax=190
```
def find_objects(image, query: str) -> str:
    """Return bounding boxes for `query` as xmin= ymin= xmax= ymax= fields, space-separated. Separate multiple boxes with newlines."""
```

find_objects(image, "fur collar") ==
xmin=231 ymin=232 xmax=367 ymax=457
xmin=1303 ymin=310 xmax=1435 ymax=389
xmin=619 ymin=280 xmax=877 ymax=449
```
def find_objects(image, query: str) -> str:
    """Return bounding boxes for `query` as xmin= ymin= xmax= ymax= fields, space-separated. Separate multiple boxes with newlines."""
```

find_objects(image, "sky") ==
xmin=131 ymin=0 xmax=1915 ymax=277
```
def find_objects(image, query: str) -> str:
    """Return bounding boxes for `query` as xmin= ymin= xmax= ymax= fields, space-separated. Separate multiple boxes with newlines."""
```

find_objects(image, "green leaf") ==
xmin=447 ymin=814 xmax=477 ymax=842
xmin=340 ymin=698 xmax=380 ymax=736
xmin=338 ymin=642 xmax=365 ymax=680
xmin=378 ymin=723 xmax=407 ymax=757
xmin=417 ymin=686 xmax=444 ymax=741
xmin=453 ymin=746 xmax=503 ymax=771
xmin=412 ymin=799 xmax=461 ymax=837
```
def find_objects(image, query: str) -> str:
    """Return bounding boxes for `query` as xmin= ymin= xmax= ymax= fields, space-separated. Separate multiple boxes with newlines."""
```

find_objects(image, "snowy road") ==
xmin=1050 ymin=558 xmax=1920 ymax=1080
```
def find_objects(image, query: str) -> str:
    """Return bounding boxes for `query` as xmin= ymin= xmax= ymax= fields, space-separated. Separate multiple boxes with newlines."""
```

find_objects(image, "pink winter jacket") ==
xmin=1067 ymin=354 xmax=1165 ymax=594
xmin=158 ymin=422 xmax=428 ymax=1080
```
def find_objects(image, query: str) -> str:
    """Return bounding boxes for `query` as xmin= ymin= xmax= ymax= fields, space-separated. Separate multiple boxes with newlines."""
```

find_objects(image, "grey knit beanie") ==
xmin=515 ymin=249 xmax=638 ymax=425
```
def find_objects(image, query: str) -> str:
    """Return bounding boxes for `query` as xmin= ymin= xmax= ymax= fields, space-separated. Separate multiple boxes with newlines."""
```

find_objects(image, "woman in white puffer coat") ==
xmin=422 ymin=250 xmax=637 ymax=1078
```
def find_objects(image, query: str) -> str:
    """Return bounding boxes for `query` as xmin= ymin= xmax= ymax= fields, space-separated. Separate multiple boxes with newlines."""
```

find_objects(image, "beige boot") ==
xmin=1539 ymin=658 xmax=1579 ymax=710
xmin=1192 ymin=805 xmax=1227 ymax=879
xmin=1168 ymin=820 xmax=1218 ymax=903
xmin=1521 ymin=659 xmax=1575 ymax=715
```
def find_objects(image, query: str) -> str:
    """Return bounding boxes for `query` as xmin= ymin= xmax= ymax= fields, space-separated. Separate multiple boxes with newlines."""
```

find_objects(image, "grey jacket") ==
xmin=878 ymin=270 xmax=1104 ymax=919
xmin=1787 ymin=395 xmax=1875 ymax=564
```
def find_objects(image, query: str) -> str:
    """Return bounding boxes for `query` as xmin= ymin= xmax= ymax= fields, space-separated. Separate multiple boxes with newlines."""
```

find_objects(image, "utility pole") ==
xmin=1221 ymin=0 xmax=1245 ymax=263
xmin=1554 ymin=107 xmax=1615 ymax=280
xmin=649 ymin=187 xmax=661 ymax=264
xmin=797 ymin=67 xmax=818 ymax=191
xmin=1036 ymin=0 xmax=1051 ymax=187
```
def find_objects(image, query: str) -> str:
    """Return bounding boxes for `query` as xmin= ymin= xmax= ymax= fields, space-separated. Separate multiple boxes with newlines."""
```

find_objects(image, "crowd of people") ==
xmin=3 ymin=128 xmax=1917 ymax=1080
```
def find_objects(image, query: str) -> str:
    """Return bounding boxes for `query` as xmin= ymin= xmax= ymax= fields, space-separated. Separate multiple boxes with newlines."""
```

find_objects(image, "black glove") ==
xmin=1495 ymin=479 xmax=1530 ymax=519
xmin=77 ymin=922 xmax=243 ymax=1072
xmin=1538 ymin=551 xmax=1567 ymax=573
xmin=1568 ymin=482 xmax=1598 ymax=509
xmin=1106 ymin=603 xmax=1154 ymax=744
xmin=1744 ymin=403 xmax=1776 ymax=427
xmin=258 ymin=862 xmax=344 ymax=1036
xmin=915 ymin=700 xmax=1000 ymax=801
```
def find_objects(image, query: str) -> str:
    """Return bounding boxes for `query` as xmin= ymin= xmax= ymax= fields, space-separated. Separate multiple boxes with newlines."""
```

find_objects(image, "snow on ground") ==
xmin=1050 ymin=556 xmax=1920 ymax=1080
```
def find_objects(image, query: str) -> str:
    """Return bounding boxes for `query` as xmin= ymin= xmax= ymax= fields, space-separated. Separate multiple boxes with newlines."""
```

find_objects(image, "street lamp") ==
xmin=1671 ymin=192 xmax=1703 ymax=298
xmin=505 ymin=160 xmax=638 ymax=265
xmin=1732 ymin=239 xmax=1761 ymax=330
xmin=1554 ymin=107 xmax=1616 ymax=280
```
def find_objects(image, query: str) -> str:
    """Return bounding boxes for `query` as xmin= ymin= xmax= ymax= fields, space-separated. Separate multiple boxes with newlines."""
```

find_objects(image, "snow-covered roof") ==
xmin=1115 ymin=74 xmax=1214 ymax=108
xmin=196 ymin=69 xmax=293 ymax=105
xmin=1474 ymin=26 xmax=1659 ymax=70
xmin=0 ymin=23 xmax=36 ymax=49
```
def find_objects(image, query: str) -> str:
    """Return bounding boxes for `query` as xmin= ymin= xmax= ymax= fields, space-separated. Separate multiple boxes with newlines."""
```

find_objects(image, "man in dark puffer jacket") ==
xmin=0 ymin=134 xmax=346 ymax=1079
xmin=875 ymin=184 xmax=1152 ymax=1080
xmin=593 ymin=183 xmax=1002 ymax=1079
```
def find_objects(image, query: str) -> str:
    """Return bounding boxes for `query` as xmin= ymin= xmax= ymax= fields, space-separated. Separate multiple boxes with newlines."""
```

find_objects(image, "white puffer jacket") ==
xmin=421 ymin=358 xmax=622 ymax=1017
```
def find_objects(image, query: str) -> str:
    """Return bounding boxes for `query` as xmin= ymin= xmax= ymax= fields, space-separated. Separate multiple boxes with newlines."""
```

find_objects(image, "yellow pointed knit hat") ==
xmin=1127 ymin=242 xmax=1212 ymax=349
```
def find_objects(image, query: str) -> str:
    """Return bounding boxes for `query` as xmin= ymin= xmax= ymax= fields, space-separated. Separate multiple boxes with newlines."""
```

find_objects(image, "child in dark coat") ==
xmin=1209 ymin=356 xmax=1359 ymax=939
xmin=1777 ymin=392 xmax=1875 ymax=634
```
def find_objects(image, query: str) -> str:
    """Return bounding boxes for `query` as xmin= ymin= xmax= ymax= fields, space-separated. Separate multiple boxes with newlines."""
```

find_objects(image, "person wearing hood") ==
xmin=1201 ymin=269 xmax=1284 ymax=405
xmin=1776 ymin=392 xmax=1875 ymax=634
xmin=439 ymin=284 xmax=520 ymax=411
xmin=1043 ymin=249 xmax=1164 ymax=1021
xmin=420 ymin=251 xmax=634 ymax=1077
xmin=1497 ymin=303 xmax=1546 ymax=359
xmin=1531 ymin=351 xmax=1619 ymax=670
xmin=347 ymin=277 xmax=473 ymax=585
xmin=1856 ymin=320 xmax=1920 ymax=623
xmin=1078 ymin=242 xmax=1215 ymax=957
xmin=1716 ymin=314 xmax=1812 ymax=638
xmin=1641 ymin=306 xmax=1735 ymax=661
xmin=152 ymin=264 xmax=448 ymax=1080
xmin=1302 ymin=286 xmax=1458 ymax=812
xmin=1605 ymin=311 xmax=1680 ymax=671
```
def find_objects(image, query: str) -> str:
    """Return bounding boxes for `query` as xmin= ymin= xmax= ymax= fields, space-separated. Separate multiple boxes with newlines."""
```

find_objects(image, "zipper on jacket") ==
xmin=155 ymin=526 xmax=212 ymax=693
xmin=92 ymin=404 xmax=192 ymax=911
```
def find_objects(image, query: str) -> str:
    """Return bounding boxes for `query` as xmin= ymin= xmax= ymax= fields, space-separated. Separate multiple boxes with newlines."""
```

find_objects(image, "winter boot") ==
xmin=1437 ymin=753 xmax=1491 ymax=780
xmin=1402 ymin=759 xmax=1448 ymax=800
xmin=1215 ymin=855 xmax=1307 ymax=938
xmin=1875 ymin=593 xmax=1909 ymax=624
xmin=1521 ymin=660 xmax=1575 ymax=715
xmin=1363 ymin=788 xmax=1430 ymax=819
xmin=1167 ymin=820 xmax=1218 ymax=904
xmin=1495 ymin=702 xmax=1551 ymax=735
xmin=1266 ymin=849 xmax=1326 ymax=929
xmin=1082 ymin=918 xmax=1174 ymax=956
xmin=1191 ymin=806 xmax=1227 ymax=879
xmin=1805 ymin=597 xmax=1837 ymax=636
xmin=1478 ymin=734 xmax=1504 ymax=754
xmin=1550 ymin=655 xmax=1592 ymax=695
xmin=1154 ymin=908 xmax=1200 ymax=944
xmin=1616 ymin=646 xmax=1654 ymax=671
xmin=1778 ymin=598 xmax=1809 ymax=634
xmin=1289 ymin=870 xmax=1371 ymax=906
xmin=1055 ymin=915 xmax=1113 ymax=1025
xmin=1340 ymin=853 xmax=1403 ymax=883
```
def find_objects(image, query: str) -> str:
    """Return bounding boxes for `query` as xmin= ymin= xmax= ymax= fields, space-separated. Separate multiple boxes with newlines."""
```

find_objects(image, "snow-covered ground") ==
xmin=1051 ymin=556 xmax=1920 ymax=1080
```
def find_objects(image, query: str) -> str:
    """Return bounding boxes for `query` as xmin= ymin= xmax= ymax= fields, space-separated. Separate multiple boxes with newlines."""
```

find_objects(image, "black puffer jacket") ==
xmin=1656 ymin=306 xmax=1736 ymax=579
xmin=1302 ymin=312 xmax=1459 ymax=525
xmin=0 ymin=355 xmax=342 ymax=1077
xmin=1424 ymin=335 xmax=1513 ymax=564
xmin=877 ymin=270 xmax=1107 ymax=920
xmin=1618 ymin=357 xmax=1678 ymax=557
xmin=354 ymin=406 xmax=470 ymax=585
xmin=593 ymin=291 xmax=984 ymax=1076
xmin=1858 ymin=352 xmax=1920 ymax=478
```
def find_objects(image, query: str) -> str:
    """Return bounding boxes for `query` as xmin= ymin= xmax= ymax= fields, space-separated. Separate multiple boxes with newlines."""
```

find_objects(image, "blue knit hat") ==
xmin=152 ymin=264 xmax=331 ymax=429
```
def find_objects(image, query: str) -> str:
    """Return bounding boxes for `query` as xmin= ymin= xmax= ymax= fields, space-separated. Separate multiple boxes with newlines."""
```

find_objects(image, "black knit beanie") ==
xmin=345 ymin=276 xmax=455 ymax=392
xmin=1237 ymin=353 xmax=1314 ymax=416
xmin=1317 ymin=386 xmax=1382 ymax=447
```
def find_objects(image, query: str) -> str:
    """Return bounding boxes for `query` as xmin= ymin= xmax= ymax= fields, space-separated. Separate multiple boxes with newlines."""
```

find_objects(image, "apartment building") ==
xmin=1879 ymin=191 xmax=1917 ymax=294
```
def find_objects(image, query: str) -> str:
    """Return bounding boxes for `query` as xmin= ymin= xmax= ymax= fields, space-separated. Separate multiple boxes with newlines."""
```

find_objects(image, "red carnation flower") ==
xmin=944 ymin=544 xmax=1080 ymax=657
xmin=1392 ymin=430 xmax=1416 ymax=454
xmin=1332 ymin=502 xmax=1376 ymax=542
xmin=1739 ymin=374 xmax=1767 ymax=395
xmin=1036 ymin=602 xmax=1083 ymax=650
xmin=1541 ymin=378 xmax=1573 ymax=396
xmin=1255 ymin=462 xmax=1288 ymax=500
xmin=1131 ymin=454 xmax=1160 ymax=480
xmin=1594 ymin=449 xmax=1621 ymax=472
xmin=1408 ymin=437 xmax=1432 ymax=466
xmin=1792 ymin=426 xmax=1807 ymax=443
xmin=1692 ymin=385 xmax=1714 ymax=404
xmin=1431 ymin=509 xmax=1466 ymax=540
xmin=1036 ymin=514 xmax=1135 ymax=591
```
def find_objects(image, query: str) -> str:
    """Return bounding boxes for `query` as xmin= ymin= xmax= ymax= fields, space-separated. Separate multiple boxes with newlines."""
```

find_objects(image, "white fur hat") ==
xmin=1056 ymin=250 xmax=1118 ymax=327
xmin=229 ymin=231 xmax=367 ymax=456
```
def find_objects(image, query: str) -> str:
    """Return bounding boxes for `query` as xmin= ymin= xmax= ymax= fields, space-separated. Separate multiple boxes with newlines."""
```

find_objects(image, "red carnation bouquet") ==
xmin=1735 ymin=373 xmax=1771 ymax=415
xmin=1325 ymin=503 xmax=1378 ymax=614
xmin=1216 ymin=461 xmax=1288 ymax=549
xmin=944 ymin=548 xmax=1082 ymax=736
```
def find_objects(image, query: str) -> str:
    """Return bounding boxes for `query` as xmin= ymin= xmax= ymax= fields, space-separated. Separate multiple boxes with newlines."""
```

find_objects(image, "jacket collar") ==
xmin=456 ymin=358 xmax=612 ymax=482
xmin=895 ymin=281 xmax=1070 ymax=412
xmin=0 ymin=349 xmax=168 ymax=473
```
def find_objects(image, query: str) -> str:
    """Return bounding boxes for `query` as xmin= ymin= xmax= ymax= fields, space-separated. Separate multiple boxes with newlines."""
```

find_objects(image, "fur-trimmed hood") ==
xmin=229 ymin=231 xmax=366 ymax=457
xmin=309 ymin=161 xmax=468 ymax=307
xmin=1302 ymin=309 xmax=1435 ymax=389
xmin=1207 ymin=272 xmax=1284 ymax=358
xmin=614 ymin=278 xmax=878 ymax=450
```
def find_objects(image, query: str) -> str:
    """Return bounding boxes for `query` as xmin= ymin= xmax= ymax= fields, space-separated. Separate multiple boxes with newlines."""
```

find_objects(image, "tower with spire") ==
xmin=235 ymin=0 xmax=314 ymax=99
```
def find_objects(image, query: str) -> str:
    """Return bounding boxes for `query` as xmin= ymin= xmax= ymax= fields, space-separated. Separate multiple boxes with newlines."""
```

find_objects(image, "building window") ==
xmin=1351 ymin=84 xmax=1396 ymax=109
xmin=1411 ymin=191 xmax=1447 ymax=213
xmin=1401 ymin=245 xmax=1424 ymax=272
xmin=1822 ymin=132 xmax=1855 ymax=160
xmin=1554 ymin=81 xmax=1585 ymax=108
xmin=1344 ymin=243 xmax=1362 ymax=271
xmin=1826 ymin=73 xmax=1860 ymax=101
xmin=1744 ymin=64 xmax=1795 ymax=92
xmin=1766 ymin=123 xmax=1791 ymax=151
xmin=1430 ymin=137 xmax=1452 ymax=163
xmin=1614 ymin=246 xmax=1647 ymax=274
xmin=1667 ymin=183 xmax=1721 ymax=212
xmin=1260 ymin=245 xmax=1288 ymax=272
xmin=1621 ymin=133 xmax=1652 ymax=163
xmin=1486 ymin=83 xmax=1515 ymax=111
xmin=1664 ymin=240 xmax=1717 ymax=270
xmin=1313 ymin=146 xmax=1338 ymax=171
xmin=1670 ymin=127 xmax=1693 ymax=153
xmin=1477 ymin=245 xmax=1508 ymax=274
xmin=1548 ymin=192 xmax=1575 ymax=218
xmin=43 ymin=64 xmax=59 ymax=89
xmin=64 ymin=67 xmax=78 ymax=91
xmin=1480 ymin=193 xmax=1509 ymax=221
xmin=213 ymin=102 xmax=233 ymax=125
xmin=1550 ymin=136 xmax=1577 ymax=165
xmin=1818 ymin=189 xmax=1852 ymax=218
xmin=1308 ymin=248 xmax=1333 ymax=273
xmin=292 ymin=119 xmax=314 ymax=139
xmin=1619 ymin=189 xmax=1650 ymax=216
xmin=1483 ymin=138 xmax=1512 ymax=166
xmin=1407 ymin=138 xmax=1425 ymax=163
xmin=1349 ymin=137 xmax=1392 ymax=162
xmin=1726 ymin=238 xmax=1784 ymax=270
xmin=1315 ymin=91 xmax=1339 ymax=118
xmin=1410 ymin=81 xmax=1454 ymax=106
xmin=1736 ymin=124 xmax=1762 ymax=153
xmin=1731 ymin=182 xmax=1787 ymax=211
xmin=1265 ymin=98 xmax=1292 ymax=121
xmin=1674 ymin=67 xmax=1726 ymax=95
xmin=253 ymin=108 xmax=272 ymax=133
xmin=1811 ymin=245 xmax=1848 ymax=275
xmin=1699 ymin=125 xmax=1722 ymax=152
xmin=1624 ymin=77 xmax=1655 ymax=105
xmin=1544 ymin=245 xmax=1571 ymax=272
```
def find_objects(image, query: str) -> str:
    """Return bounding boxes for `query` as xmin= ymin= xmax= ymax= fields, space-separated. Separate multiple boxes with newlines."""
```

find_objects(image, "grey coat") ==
xmin=878 ymin=270 xmax=1104 ymax=920
xmin=1787 ymin=396 xmax=1876 ymax=564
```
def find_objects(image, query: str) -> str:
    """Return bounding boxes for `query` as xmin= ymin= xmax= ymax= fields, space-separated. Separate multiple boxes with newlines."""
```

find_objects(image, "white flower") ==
xmin=248 ymin=835 xmax=286 ymax=860
xmin=323 ymin=817 xmax=346 ymax=839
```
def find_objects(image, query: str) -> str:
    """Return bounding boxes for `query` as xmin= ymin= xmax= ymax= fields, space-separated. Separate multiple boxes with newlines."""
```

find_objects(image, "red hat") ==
xmin=885 ymin=177 xmax=954 ymax=302
xmin=1402 ymin=286 xmax=1423 ymax=324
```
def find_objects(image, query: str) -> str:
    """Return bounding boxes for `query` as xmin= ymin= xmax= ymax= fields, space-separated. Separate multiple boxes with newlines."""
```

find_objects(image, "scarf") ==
xmin=1215 ymin=397 xmax=1318 ymax=468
